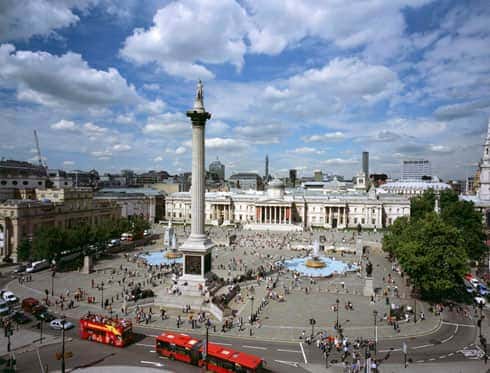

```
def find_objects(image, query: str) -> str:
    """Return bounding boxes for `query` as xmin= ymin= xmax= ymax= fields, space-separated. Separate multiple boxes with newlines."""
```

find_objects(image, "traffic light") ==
xmin=478 ymin=319 xmax=482 ymax=328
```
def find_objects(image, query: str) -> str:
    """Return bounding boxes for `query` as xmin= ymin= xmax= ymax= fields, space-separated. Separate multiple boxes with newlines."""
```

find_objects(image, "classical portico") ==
xmin=210 ymin=201 xmax=233 ymax=225
xmin=255 ymin=204 xmax=292 ymax=224
xmin=324 ymin=205 xmax=348 ymax=229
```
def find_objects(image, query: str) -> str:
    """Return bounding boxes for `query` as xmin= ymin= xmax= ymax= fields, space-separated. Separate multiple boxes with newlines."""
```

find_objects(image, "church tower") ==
xmin=478 ymin=119 xmax=490 ymax=201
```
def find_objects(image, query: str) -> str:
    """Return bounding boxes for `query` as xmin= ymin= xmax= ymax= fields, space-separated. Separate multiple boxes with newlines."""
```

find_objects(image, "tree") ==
xmin=441 ymin=199 xmax=486 ymax=261
xmin=32 ymin=226 xmax=66 ymax=260
xmin=130 ymin=215 xmax=150 ymax=239
xmin=410 ymin=190 xmax=435 ymax=222
xmin=17 ymin=239 xmax=32 ymax=261
xmin=384 ymin=213 xmax=469 ymax=301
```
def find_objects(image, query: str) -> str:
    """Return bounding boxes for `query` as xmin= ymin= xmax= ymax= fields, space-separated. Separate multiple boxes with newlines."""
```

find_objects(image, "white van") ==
xmin=26 ymin=260 xmax=50 ymax=273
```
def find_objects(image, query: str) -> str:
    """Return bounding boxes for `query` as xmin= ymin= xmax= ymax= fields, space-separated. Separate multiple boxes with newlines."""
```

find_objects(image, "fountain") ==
xmin=281 ymin=239 xmax=359 ymax=277
xmin=305 ymin=240 xmax=326 ymax=268
xmin=163 ymin=221 xmax=182 ymax=259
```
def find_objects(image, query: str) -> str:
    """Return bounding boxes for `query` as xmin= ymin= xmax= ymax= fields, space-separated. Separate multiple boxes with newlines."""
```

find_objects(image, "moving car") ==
xmin=14 ymin=264 xmax=27 ymax=273
xmin=470 ymin=278 xmax=480 ymax=288
xmin=22 ymin=297 xmax=40 ymax=313
xmin=11 ymin=311 xmax=32 ymax=324
xmin=50 ymin=319 xmax=74 ymax=330
xmin=34 ymin=310 xmax=56 ymax=322
xmin=108 ymin=238 xmax=120 ymax=248
xmin=475 ymin=296 xmax=486 ymax=306
xmin=477 ymin=284 xmax=489 ymax=296
xmin=26 ymin=260 xmax=50 ymax=273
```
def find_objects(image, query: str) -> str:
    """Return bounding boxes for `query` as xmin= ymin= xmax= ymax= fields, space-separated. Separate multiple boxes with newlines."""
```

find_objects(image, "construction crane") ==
xmin=33 ymin=130 xmax=48 ymax=173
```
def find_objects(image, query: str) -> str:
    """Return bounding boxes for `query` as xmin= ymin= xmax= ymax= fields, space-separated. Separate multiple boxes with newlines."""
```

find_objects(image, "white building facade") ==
xmin=165 ymin=180 xmax=410 ymax=230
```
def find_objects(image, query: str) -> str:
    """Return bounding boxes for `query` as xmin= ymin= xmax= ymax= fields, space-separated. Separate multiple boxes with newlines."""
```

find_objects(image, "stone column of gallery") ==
xmin=178 ymin=80 xmax=215 ymax=296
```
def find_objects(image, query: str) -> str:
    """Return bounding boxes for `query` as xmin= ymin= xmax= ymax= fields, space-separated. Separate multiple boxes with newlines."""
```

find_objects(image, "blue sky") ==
xmin=0 ymin=0 xmax=489 ymax=180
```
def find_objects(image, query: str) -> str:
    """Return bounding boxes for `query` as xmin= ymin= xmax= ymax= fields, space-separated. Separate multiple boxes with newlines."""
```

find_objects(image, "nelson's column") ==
xmin=177 ymin=80 xmax=215 ymax=296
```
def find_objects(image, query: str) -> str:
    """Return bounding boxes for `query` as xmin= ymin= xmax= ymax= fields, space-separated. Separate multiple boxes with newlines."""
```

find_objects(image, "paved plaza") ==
xmin=4 ymin=225 xmax=442 ymax=342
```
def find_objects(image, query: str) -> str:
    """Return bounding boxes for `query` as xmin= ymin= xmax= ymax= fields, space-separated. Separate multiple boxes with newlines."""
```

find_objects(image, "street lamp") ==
xmin=51 ymin=268 xmax=56 ymax=296
xmin=335 ymin=298 xmax=340 ymax=330
xmin=61 ymin=317 xmax=66 ymax=373
xmin=98 ymin=281 xmax=105 ymax=309
xmin=249 ymin=295 xmax=255 ymax=336
xmin=373 ymin=310 xmax=378 ymax=356
xmin=205 ymin=318 xmax=211 ymax=371
xmin=413 ymin=299 xmax=417 ymax=323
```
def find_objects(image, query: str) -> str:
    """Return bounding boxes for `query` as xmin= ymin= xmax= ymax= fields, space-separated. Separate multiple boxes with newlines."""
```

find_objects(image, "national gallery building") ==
xmin=165 ymin=179 xmax=410 ymax=231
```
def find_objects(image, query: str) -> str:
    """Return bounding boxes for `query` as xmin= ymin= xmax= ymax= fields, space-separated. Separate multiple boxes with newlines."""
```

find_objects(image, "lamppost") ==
xmin=249 ymin=295 xmax=254 ymax=336
xmin=61 ymin=317 xmax=66 ymax=373
xmin=205 ymin=318 xmax=211 ymax=371
xmin=413 ymin=299 xmax=417 ymax=323
xmin=373 ymin=310 xmax=378 ymax=356
xmin=51 ymin=267 xmax=56 ymax=296
xmin=98 ymin=281 xmax=105 ymax=309
xmin=335 ymin=298 xmax=340 ymax=330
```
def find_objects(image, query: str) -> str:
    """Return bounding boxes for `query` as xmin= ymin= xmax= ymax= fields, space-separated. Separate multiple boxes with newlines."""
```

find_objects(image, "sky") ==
xmin=0 ymin=0 xmax=489 ymax=180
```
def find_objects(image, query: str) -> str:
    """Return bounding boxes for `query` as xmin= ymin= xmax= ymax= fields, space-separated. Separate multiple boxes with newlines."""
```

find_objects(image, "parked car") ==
xmin=144 ymin=229 xmax=151 ymax=237
xmin=0 ymin=300 xmax=9 ymax=316
xmin=121 ymin=233 xmax=133 ymax=241
xmin=466 ymin=285 xmax=475 ymax=294
xmin=2 ymin=291 xmax=18 ymax=304
xmin=464 ymin=273 xmax=473 ymax=282
xmin=22 ymin=297 xmax=40 ymax=313
xmin=50 ymin=319 xmax=74 ymax=330
xmin=11 ymin=311 xmax=32 ymax=324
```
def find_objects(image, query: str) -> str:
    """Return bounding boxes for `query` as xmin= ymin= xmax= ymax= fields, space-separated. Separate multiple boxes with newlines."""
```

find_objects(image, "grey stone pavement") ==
xmin=3 ymin=226 xmax=445 ymax=342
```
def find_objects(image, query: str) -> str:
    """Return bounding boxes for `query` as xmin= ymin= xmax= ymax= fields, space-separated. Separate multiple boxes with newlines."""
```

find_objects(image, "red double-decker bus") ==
xmin=155 ymin=331 xmax=265 ymax=372
xmin=79 ymin=313 xmax=133 ymax=347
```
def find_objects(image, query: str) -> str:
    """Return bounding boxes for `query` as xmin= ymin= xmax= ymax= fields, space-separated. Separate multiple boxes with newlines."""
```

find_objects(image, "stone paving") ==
xmin=4 ymin=225 xmax=442 ymax=341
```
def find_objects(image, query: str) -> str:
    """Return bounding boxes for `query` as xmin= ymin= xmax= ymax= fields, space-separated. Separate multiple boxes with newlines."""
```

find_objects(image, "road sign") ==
xmin=309 ymin=318 xmax=316 ymax=325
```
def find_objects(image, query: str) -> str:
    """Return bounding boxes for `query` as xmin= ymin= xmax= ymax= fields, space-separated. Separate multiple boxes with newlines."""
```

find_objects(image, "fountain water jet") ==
xmin=305 ymin=240 xmax=326 ymax=268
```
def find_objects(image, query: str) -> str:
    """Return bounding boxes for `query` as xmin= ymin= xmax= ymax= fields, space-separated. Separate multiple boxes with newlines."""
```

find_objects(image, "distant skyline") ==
xmin=0 ymin=0 xmax=488 ymax=180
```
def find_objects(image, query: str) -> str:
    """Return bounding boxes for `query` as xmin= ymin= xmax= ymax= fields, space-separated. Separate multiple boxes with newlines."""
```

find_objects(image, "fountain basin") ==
xmin=282 ymin=256 xmax=358 ymax=277
xmin=140 ymin=251 xmax=183 ymax=265
xmin=305 ymin=257 xmax=326 ymax=268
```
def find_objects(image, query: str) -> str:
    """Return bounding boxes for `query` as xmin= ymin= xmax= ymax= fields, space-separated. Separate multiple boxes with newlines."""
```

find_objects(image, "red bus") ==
xmin=80 ymin=313 xmax=132 ymax=347
xmin=155 ymin=331 xmax=265 ymax=372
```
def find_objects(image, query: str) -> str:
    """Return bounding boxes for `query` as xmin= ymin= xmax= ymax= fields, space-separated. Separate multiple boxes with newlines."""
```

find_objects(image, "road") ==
xmin=10 ymin=309 xmax=486 ymax=373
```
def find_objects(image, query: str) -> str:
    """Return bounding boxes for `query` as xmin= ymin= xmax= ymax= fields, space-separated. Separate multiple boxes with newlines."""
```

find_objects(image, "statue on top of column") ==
xmin=193 ymin=79 xmax=205 ymax=112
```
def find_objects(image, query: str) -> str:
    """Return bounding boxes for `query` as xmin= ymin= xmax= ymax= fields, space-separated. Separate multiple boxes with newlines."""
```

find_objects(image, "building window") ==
xmin=361 ymin=218 xmax=365 ymax=224
xmin=38 ymin=181 xmax=42 ymax=186
xmin=372 ymin=219 xmax=375 ymax=225
xmin=22 ymin=181 xmax=28 ymax=185
xmin=12 ymin=180 xmax=18 ymax=185
xmin=0 ymin=180 xmax=6 ymax=185
xmin=354 ymin=218 xmax=358 ymax=224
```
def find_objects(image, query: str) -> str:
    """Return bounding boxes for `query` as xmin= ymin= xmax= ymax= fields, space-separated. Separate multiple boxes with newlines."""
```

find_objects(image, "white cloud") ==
xmin=302 ymin=132 xmax=345 ymax=142
xmin=112 ymin=143 xmax=132 ymax=152
xmin=290 ymin=147 xmax=325 ymax=155
xmin=323 ymin=158 xmax=358 ymax=165
xmin=206 ymin=137 xmax=247 ymax=151
xmin=175 ymin=146 xmax=187 ymax=155
xmin=234 ymin=123 xmax=285 ymax=144
xmin=120 ymin=0 xmax=249 ymax=80
xmin=0 ymin=44 xmax=140 ymax=108
xmin=50 ymin=119 xmax=78 ymax=132
xmin=207 ymin=120 xmax=230 ymax=135
xmin=138 ymin=98 xmax=166 ymax=114
xmin=84 ymin=122 xmax=107 ymax=136
xmin=115 ymin=113 xmax=135 ymax=125
xmin=153 ymin=156 xmax=164 ymax=162
xmin=142 ymin=83 xmax=160 ymax=91
xmin=142 ymin=112 xmax=190 ymax=136
xmin=62 ymin=160 xmax=75 ymax=167
xmin=91 ymin=150 xmax=112 ymax=160
xmin=0 ymin=0 xmax=97 ymax=42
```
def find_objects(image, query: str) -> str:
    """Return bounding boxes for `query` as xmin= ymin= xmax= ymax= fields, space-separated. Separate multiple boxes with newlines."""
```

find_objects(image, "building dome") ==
xmin=268 ymin=179 xmax=284 ymax=189
xmin=267 ymin=178 xmax=285 ymax=198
